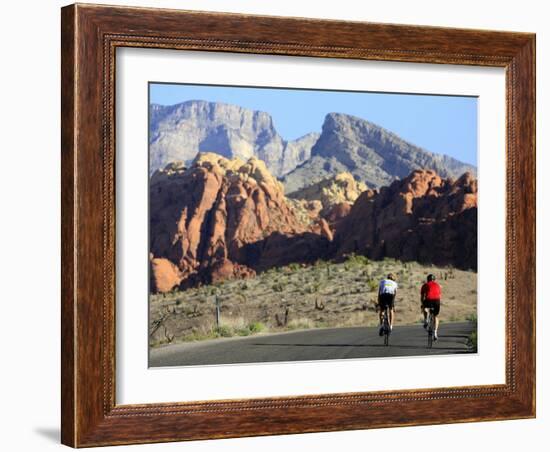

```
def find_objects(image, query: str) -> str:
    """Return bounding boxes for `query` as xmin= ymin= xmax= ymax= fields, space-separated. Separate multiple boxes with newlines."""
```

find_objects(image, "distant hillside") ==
xmin=149 ymin=100 xmax=319 ymax=177
xmin=282 ymin=113 xmax=476 ymax=193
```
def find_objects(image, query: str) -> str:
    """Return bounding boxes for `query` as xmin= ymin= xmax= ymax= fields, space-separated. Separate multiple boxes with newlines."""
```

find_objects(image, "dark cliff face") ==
xmin=334 ymin=169 xmax=478 ymax=270
xmin=149 ymin=100 xmax=319 ymax=178
xmin=282 ymin=113 xmax=476 ymax=193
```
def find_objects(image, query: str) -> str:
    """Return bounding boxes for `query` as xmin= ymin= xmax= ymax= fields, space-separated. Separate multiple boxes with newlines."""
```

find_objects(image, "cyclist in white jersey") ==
xmin=378 ymin=273 xmax=398 ymax=335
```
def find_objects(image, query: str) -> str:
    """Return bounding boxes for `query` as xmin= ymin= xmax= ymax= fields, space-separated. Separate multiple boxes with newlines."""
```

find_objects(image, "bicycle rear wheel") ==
xmin=427 ymin=312 xmax=433 ymax=348
xmin=383 ymin=307 xmax=390 ymax=346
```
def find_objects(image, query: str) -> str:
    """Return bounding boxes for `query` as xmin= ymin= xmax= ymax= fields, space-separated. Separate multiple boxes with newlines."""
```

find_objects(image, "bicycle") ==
xmin=381 ymin=305 xmax=391 ymax=346
xmin=426 ymin=307 xmax=436 ymax=348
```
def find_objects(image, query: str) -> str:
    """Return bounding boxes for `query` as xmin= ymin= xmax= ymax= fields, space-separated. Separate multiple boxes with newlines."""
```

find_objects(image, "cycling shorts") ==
xmin=423 ymin=299 xmax=440 ymax=316
xmin=379 ymin=293 xmax=395 ymax=310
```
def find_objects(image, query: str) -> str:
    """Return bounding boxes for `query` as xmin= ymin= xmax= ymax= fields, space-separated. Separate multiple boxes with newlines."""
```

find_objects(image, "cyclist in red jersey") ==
xmin=420 ymin=274 xmax=442 ymax=341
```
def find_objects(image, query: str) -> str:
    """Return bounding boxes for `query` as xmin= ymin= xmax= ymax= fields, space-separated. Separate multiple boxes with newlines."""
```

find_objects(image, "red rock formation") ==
xmin=334 ymin=170 xmax=478 ymax=270
xmin=149 ymin=162 xmax=477 ymax=292
xmin=312 ymin=218 xmax=334 ymax=242
xmin=149 ymin=257 xmax=182 ymax=293
xmin=149 ymin=153 xmax=316 ymax=291
xmin=325 ymin=202 xmax=352 ymax=224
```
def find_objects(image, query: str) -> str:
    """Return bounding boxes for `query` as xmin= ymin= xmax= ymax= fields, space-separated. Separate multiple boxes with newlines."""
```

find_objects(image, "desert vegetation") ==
xmin=149 ymin=256 xmax=477 ymax=347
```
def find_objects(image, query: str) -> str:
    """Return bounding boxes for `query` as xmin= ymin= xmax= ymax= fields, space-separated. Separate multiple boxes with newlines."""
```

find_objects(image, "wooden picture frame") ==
xmin=61 ymin=3 xmax=535 ymax=447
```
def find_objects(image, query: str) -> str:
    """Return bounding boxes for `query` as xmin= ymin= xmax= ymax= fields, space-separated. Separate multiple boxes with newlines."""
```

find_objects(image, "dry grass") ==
xmin=149 ymin=257 xmax=477 ymax=347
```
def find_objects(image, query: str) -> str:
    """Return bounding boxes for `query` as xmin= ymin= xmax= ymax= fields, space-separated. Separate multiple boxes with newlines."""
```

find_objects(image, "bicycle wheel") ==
xmin=382 ymin=308 xmax=390 ymax=346
xmin=427 ymin=313 xmax=433 ymax=348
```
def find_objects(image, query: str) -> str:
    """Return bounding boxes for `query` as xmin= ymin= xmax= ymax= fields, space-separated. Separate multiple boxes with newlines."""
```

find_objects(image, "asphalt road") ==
xmin=149 ymin=322 xmax=475 ymax=367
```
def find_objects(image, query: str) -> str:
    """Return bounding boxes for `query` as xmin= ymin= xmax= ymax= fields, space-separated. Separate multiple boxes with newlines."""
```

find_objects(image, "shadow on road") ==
xmin=250 ymin=342 xmax=471 ymax=352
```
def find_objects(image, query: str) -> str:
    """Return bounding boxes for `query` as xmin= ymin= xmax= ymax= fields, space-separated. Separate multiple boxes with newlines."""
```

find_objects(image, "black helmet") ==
xmin=427 ymin=274 xmax=436 ymax=282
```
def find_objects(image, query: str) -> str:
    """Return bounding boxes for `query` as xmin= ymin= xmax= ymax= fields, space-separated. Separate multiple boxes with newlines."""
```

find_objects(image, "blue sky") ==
xmin=150 ymin=83 xmax=478 ymax=166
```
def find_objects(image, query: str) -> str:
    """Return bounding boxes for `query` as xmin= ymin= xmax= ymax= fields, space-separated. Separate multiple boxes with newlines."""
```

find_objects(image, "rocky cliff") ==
xmin=334 ymin=170 xmax=478 ymax=270
xmin=149 ymin=153 xmax=478 ymax=292
xmin=149 ymin=100 xmax=319 ymax=177
xmin=149 ymin=153 xmax=330 ymax=291
xmin=288 ymin=172 xmax=367 ymax=217
xmin=282 ymin=113 xmax=477 ymax=193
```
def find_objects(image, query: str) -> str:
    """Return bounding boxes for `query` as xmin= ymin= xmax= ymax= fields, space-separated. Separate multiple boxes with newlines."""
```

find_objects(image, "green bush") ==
xmin=305 ymin=283 xmax=320 ymax=294
xmin=287 ymin=263 xmax=301 ymax=272
xmin=248 ymin=322 xmax=265 ymax=333
xmin=466 ymin=313 xmax=478 ymax=322
xmin=272 ymin=282 xmax=285 ymax=292
xmin=217 ymin=325 xmax=233 ymax=337
xmin=468 ymin=331 xmax=478 ymax=352
xmin=367 ymin=279 xmax=378 ymax=292
xmin=346 ymin=253 xmax=370 ymax=266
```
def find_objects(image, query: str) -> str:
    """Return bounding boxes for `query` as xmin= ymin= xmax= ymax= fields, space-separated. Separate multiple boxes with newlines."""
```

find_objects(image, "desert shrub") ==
xmin=287 ymin=318 xmax=314 ymax=330
xmin=367 ymin=280 xmax=378 ymax=292
xmin=287 ymin=263 xmax=301 ymax=272
xmin=346 ymin=253 xmax=370 ymax=266
xmin=272 ymin=282 xmax=285 ymax=292
xmin=236 ymin=327 xmax=251 ymax=336
xmin=468 ymin=330 xmax=478 ymax=352
xmin=305 ymin=282 xmax=320 ymax=294
xmin=248 ymin=322 xmax=265 ymax=333
xmin=216 ymin=325 xmax=233 ymax=337
xmin=466 ymin=313 xmax=478 ymax=322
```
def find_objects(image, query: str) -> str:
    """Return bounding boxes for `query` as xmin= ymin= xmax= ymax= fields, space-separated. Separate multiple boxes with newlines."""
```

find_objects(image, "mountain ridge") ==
xmin=150 ymin=100 xmax=476 ymax=193
xmin=149 ymin=100 xmax=319 ymax=177
xmin=281 ymin=112 xmax=476 ymax=193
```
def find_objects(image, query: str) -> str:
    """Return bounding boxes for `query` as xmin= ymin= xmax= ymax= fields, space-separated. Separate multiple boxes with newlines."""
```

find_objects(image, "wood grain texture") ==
xmin=60 ymin=5 xmax=76 ymax=447
xmin=60 ymin=3 xmax=536 ymax=447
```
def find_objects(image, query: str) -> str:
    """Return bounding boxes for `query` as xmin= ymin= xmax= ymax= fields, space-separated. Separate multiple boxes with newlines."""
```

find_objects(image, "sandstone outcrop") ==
xmin=334 ymin=170 xmax=478 ymax=270
xmin=149 ymin=153 xmax=319 ymax=291
xmin=289 ymin=172 xmax=367 ymax=216
xmin=150 ymin=159 xmax=478 ymax=292
xmin=149 ymin=257 xmax=182 ymax=293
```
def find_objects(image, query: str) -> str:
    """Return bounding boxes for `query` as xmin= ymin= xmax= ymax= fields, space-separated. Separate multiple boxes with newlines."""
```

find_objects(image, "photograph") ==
xmin=147 ymin=83 xmax=479 ymax=367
